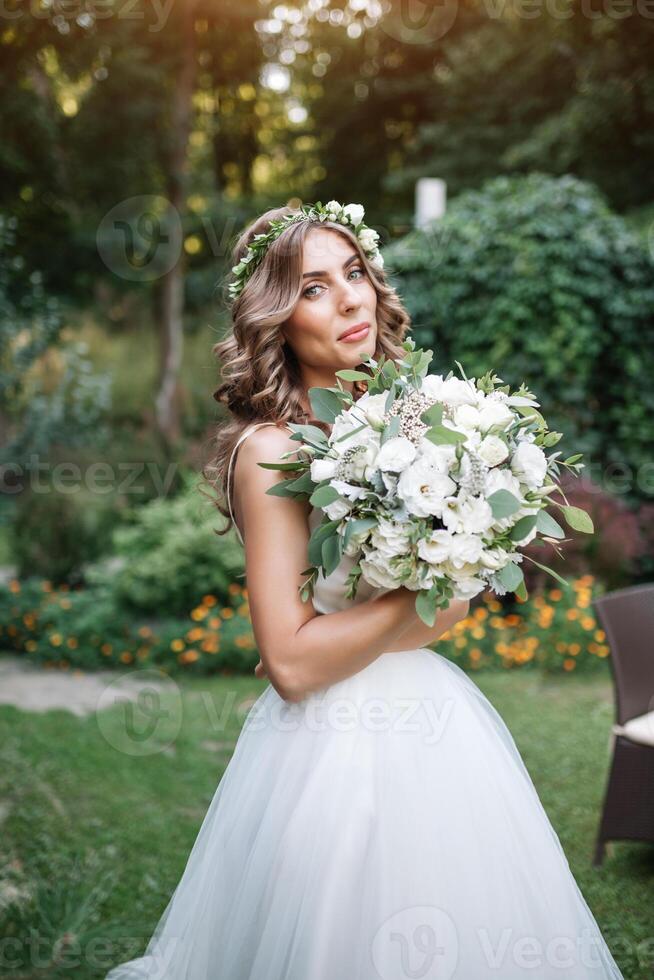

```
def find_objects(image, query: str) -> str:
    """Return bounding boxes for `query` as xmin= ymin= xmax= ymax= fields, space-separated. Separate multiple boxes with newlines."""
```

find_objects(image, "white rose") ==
xmin=331 ymin=479 xmax=368 ymax=500
xmin=441 ymin=494 xmax=494 ymax=535
xmin=369 ymin=252 xmax=384 ymax=270
xmin=325 ymin=199 xmax=342 ymax=218
xmin=356 ymin=392 xmax=388 ymax=429
xmin=370 ymin=516 xmax=412 ymax=557
xmin=343 ymin=522 xmax=373 ymax=557
xmin=516 ymin=429 xmax=537 ymax=444
xmin=453 ymin=404 xmax=482 ymax=430
xmin=417 ymin=530 xmax=455 ymax=565
xmin=447 ymin=533 xmax=483 ymax=569
xmin=397 ymin=458 xmax=457 ymax=518
xmin=324 ymin=498 xmax=350 ymax=521
xmin=360 ymin=550 xmax=401 ymax=590
xmin=376 ymin=436 xmax=417 ymax=473
xmin=310 ymin=457 xmax=338 ymax=482
xmin=479 ymin=546 xmax=509 ymax=570
xmin=453 ymin=576 xmax=486 ymax=600
xmin=330 ymin=410 xmax=378 ymax=452
xmin=511 ymin=441 xmax=547 ymax=489
xmin=418 ymin=439 xmax=457 ymax=472
xmin=341 ymin=444 xmax=378 ymax=482
xmin=419 ymin=374 xmax=445 ymax=400
xmin=439 ymin=377 xmax=478 ymax=407
xmin=478 ymin=435 xmax=509 ymax=467
xmin=484 ymin=468 xmax=524 ymax=532
xmin=358 ymin=227 xmax=379 ymax=251
xmin=478 ymin=399 xmax=514 ymax=433
xmin=342 ymin=203 xmax=365 ymax=226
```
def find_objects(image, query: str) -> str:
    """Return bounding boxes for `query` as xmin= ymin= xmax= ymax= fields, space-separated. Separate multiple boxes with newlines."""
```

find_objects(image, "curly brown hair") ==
xmin=201 ymin=204 xmax=412 ymax=536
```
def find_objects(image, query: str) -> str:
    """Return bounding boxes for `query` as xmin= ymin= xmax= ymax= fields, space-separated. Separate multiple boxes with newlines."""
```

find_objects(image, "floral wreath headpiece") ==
xmin=227 ymin=200 xmax=384 ymax=302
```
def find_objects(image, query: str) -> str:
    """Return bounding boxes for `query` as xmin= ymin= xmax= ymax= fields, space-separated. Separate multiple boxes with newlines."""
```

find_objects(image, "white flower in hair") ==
xmin=342 ymin=203 xmax=365 ymax=226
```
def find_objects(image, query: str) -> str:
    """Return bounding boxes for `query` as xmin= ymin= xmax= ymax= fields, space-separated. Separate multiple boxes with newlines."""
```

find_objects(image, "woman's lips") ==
xmin=338 ymin=323 xmax=370 ymax=343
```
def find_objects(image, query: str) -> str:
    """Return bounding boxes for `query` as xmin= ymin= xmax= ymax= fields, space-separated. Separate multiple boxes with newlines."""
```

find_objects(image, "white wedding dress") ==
xmin=106 ymin=422 xmax=624 ymax=980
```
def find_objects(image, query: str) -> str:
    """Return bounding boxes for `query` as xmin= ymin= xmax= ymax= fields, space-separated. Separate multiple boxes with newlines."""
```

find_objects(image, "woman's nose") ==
xmin=338 ymin=278 xmax=361 ymax=309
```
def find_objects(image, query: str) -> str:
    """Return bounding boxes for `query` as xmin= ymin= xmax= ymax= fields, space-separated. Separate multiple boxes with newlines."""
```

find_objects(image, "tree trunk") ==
xmin=154 ymin=0 xmax=198 ymax=446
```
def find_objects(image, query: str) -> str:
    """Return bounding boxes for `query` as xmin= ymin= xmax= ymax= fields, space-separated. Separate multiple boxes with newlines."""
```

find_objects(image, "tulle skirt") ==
xmin=106 ymin=648 xmax=624 ymax=979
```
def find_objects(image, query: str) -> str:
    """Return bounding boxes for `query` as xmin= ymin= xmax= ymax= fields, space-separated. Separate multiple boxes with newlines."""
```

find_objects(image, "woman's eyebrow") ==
xmin=302 ymin=253 xmax=359 ymax=279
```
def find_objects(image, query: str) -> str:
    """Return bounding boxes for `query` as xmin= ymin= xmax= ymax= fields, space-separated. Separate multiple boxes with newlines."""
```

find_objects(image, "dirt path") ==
xmin=0 ymin=655 xmax=171 ymax=717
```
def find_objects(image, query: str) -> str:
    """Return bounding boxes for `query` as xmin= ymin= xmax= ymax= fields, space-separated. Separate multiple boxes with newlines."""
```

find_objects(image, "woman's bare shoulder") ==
xmin=236 ymin=423 xmax=299 ymax=465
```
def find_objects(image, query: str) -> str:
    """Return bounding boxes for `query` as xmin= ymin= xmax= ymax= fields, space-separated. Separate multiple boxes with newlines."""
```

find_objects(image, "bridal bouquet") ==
xmin=259 ymin=339 xmax=593 ymax=626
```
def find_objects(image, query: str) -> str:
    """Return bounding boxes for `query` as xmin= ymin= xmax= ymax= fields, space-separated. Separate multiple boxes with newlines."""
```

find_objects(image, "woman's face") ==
xmin=281 ymin=227 xmax=378 ymax=379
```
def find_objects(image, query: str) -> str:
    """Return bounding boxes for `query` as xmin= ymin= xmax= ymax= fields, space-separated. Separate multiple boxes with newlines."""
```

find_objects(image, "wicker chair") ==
xmin=592 ymin=582 xmax=654 ymax=866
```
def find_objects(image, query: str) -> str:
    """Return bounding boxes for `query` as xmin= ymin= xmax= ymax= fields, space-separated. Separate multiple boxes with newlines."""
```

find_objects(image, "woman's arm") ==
xmin=234 ymin=427 xmax=421 ymax=703
xmin=382 ymin=597 xmax=470 ymax=652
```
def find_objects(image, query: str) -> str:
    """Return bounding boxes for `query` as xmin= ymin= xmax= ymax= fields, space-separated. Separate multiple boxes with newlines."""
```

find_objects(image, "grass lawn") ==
xmin=0 ymin=664 xmax=651 ymax=978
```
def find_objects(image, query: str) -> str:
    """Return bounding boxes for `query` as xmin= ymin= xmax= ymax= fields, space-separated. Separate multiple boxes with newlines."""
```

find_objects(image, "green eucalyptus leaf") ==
xmin=487 ymin=489 xmax=522 ymax=520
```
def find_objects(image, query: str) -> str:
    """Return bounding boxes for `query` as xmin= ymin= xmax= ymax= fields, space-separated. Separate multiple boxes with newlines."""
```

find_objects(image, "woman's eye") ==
xmin=302 ymin=266 xmax=365 ymax=298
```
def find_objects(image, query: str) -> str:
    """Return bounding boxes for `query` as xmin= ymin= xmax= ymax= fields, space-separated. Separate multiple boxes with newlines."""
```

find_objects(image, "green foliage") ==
xmin=85 ymin=471 xmax=245 ymax=617
xmin=385 ymin=174 xmax=654 ymax=505
xmin=9 ymin=489 xmax=118 ymax=585
xmin=0 ymin=577 xmax=257 ymax=676
xmin=0 ymin=214 xmax=112 ymax=469
xmin=434 ymin=574 xmax=609 ymax=675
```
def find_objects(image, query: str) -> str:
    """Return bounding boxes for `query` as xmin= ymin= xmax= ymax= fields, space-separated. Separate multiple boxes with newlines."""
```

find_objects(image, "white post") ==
xmin=415 ymin=178 xmax=447 ymax=228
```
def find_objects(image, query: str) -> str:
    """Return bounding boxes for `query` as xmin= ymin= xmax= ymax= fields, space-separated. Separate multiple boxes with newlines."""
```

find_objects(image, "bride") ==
xmin=106 ymin=202 xmax=624 ymax=978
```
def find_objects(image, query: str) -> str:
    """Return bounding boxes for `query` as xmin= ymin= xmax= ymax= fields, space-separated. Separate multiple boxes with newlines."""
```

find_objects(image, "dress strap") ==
xmin=227 ymin=421 xmax=292 ymax=546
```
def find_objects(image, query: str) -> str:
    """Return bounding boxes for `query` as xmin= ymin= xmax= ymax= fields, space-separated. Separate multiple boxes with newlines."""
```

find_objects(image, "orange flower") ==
xmin=228 ymin=583 xmax=241 ymax=596
xmin=563 ymin=658 xmax=576 ymax=671
xmin=179 ymin=649 xmax=200 ymax=664
xmin=120 ymin=651 xmax=133 ymax=664
xmin=170 ymin=639 xmax=185 ymax=652
xmin=101 ymin=643 xmax=113 ymax=656
xmin=202 ymin=594 xmax=217 ymax=606
xmin=221 ymin=608 xmax=235 ymax=619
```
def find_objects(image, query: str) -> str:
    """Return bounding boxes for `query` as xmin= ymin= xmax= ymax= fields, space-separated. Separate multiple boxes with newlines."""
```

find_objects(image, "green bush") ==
xmin=0 ymin=578 xmax=257 ymax=676
xmin=9 ymin=488 xmax=118 ymax=585
xmin=435 ymin=573 xmax=610 ymax=675
xmin=84 ymin=470 xmax=244 ymax=617
xmin=384 ymin=173 xmax=654 ymax=507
